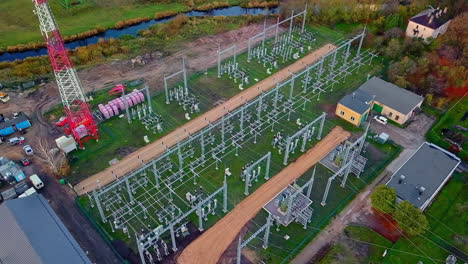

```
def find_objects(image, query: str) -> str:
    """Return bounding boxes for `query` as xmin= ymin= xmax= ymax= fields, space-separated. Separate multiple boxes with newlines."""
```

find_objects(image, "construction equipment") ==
xmin=32 ymin=0 xmax=98 ymax=148
xmin=0 ymin=92 xmax=10 ymax=103
xmin=109 ymin=84 xmax=126 ymax=95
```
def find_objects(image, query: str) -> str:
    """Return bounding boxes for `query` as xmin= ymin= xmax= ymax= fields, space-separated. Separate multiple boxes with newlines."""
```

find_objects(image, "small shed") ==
xmin=377 ymin=132 xmax=389 ymax=144
xmin=0 ymin=157 xmax=26 ymax=183
xmin=55 ymin=136 xmax=77 ymax=154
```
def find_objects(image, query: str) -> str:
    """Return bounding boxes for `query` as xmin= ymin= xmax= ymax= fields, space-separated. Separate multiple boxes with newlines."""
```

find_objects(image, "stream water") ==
xmin=0 ymin=6 xmax=279 ymax=62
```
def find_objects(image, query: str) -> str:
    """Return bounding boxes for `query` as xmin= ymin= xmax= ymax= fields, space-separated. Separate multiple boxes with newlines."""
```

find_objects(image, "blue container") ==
xmin=0 ymin=126 xmax=14 ymax=136
xmin=15 ymin=120 xmax=31 ymax=130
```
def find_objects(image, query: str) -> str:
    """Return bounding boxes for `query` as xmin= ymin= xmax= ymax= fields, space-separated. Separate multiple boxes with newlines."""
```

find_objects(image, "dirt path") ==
xmin=75 ymin=43 xmax=337 ymax=195
xmin=177 ymin=127 xmax=350 ymax=264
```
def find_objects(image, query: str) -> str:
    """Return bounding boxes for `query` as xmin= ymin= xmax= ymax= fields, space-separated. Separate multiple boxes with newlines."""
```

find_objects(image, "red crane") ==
xmin=32 ymin=0 xmax=98 ymax=148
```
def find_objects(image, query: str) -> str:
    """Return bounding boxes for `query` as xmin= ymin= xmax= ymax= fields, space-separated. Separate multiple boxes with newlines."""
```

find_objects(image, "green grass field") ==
xmin=318 ymin=225 xmax=393 ymax=263
xmin=0 ymin=0 xmax=278 ymax=49
xmin=383 ymin=173 xmax=468 ymax=264
xmin=426 ymin=98 xmax=468 ymax=161
xmin=0 ymin=0 xmax=192 ymax=48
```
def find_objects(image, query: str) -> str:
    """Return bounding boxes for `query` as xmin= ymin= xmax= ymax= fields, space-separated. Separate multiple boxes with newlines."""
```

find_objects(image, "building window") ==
xmin=389 ymin=112 xmax=393 ymax=117
xmin=350 ymin=116 xmax=355 ymax=121
xmin=340 ymin=111 xmax=345 ymax=116
xmin=395 ymin=115 xmax=400 ymax=121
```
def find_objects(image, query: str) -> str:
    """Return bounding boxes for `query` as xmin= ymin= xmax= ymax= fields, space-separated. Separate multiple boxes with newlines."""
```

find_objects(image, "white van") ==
xmin=30 ymin=174 xmax=44 ymax=190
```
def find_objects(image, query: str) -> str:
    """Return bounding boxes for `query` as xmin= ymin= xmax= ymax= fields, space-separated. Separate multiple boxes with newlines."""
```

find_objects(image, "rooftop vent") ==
xmin=398 ymin=175 xmax=406 ymax=184
xmin=419 ymin=186 xmax=426 ymax=196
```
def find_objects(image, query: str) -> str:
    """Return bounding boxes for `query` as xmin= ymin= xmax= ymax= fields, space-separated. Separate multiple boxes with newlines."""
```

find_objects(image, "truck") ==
xmin=0 ymin=92 xmax=10 ymax=103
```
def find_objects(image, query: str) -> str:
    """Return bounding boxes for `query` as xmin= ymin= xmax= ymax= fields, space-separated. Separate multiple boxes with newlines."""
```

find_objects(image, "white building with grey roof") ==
xmin=386 ymin=142 xmax=461 ymax=210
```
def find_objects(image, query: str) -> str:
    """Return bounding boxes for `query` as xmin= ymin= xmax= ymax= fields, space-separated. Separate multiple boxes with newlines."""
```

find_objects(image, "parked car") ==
xmin=8 ymin=137 xmax=25 ymax=145
xmin=374 ymin=115 xmax=388 ymax=125
xmin=20 ymin=158 xmax=30 ymax=166
xmin=23 ymin=145 xmax=33 ymax=155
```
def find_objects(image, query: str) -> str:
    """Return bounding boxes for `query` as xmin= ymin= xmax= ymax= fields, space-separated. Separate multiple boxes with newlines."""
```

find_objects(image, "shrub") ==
xmin=115 ymin=17 xmax=151 ymax=29
xmin=370 ymin=185 xmax=397 ymax=214
xmin=394 ymin=201 xmax=428 ymax=236
xmin=154 ymin=11 xmax=179 ymax=20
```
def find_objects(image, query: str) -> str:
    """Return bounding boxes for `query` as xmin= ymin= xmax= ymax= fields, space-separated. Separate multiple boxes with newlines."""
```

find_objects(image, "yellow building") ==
xmin=405 ymin=7 xmax=452 ymax=40
xmin=336 ymin=90 xmax=373 ymax=126
xmin=336 ymin=77 xmax=424 ymax=126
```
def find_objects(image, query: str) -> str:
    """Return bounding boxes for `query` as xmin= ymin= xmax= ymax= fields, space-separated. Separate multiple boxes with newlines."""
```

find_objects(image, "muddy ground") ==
xmin=0 ymin=20 xmax=285 ymax=263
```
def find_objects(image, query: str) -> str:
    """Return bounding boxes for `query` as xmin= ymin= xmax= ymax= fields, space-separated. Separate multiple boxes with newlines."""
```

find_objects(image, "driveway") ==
xmin=370 ymin=114 xmax=435 ymax=149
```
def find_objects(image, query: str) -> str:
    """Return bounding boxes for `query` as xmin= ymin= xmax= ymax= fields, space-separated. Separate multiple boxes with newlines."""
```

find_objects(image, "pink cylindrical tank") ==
xmin=130 ymin=94 xmax=139 ymax=105
xmin=99 ymin=105 xmax=110 ymax=119
xmin=137 ymin=91 xmax=145 ymax=103
xmin=106 ymin=105 xmax=114 ymax=117
xmin=111 ymin=104 xmax=119 ymax=116
xmin=116 ymin=98 xmax=125 ymax=110
xmin=126 ymin=96 xmax=134 ymax=107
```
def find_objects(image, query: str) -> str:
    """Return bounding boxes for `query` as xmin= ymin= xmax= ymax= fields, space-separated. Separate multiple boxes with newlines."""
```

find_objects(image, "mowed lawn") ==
xmin=318 ymin=225 xmax=393 ymax=264
xmin=427 ymin=98 xmax=468 ymax=160
xmin=0 ymin=0 xmax=189 ymax=47
xmin=384 ymin=173 xmax=468 ymax=264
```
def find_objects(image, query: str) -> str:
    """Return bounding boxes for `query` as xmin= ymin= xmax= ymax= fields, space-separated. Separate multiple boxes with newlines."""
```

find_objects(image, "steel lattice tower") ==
xmin=32 ymin=0 xmax=98 ymax=147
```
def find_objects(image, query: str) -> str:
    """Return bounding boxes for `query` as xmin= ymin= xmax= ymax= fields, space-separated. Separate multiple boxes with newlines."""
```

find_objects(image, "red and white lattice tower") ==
xmin=32 ymin=0 xmax=98 ymax=147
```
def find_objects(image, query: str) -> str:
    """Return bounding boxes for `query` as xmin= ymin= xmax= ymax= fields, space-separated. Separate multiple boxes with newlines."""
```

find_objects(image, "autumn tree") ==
xmin=394 ymin=201 xmax=428 ymax=236
xmin=34 ymin=139 xmax=70 ymax=177
xmin=370 ymin=185 xmax=397 ymax=214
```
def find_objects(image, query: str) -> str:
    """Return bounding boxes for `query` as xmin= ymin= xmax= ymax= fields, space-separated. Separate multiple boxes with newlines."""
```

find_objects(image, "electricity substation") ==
xmin=74 ymin=7 xmax=383 ymax=264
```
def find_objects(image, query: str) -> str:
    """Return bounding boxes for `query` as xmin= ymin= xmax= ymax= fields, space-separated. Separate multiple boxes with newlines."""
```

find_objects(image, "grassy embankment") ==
xmin=426 ymin=97 xmax=468 ymax=161
xmin=0 ymin=0 xmax=278 ymax=50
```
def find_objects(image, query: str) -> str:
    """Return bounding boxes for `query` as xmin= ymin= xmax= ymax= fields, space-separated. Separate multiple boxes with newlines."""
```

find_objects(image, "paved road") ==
xmin=370 ymin=114 xmax=434 ymax=149
xmin=75 ymin=44 xmax=338 ymax=195
xmin=291 ymin=114 xmax=434 ymax=264
xmin=178 ymin=127 xmax=350 ymax=264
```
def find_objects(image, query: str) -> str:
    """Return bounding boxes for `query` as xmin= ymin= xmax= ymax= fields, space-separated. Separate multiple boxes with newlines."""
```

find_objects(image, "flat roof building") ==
xmin=387 ymin=142 xmax=460 ymax=210
xmin=0 ymin=194 xmax=91 ymax=264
